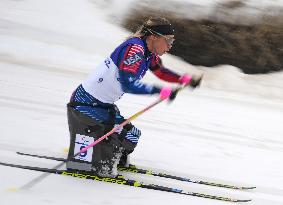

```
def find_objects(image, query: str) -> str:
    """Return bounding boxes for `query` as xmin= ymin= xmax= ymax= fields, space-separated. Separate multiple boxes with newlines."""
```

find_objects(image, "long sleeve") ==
xmin=149 ymin=55 xmax=181 ymax=83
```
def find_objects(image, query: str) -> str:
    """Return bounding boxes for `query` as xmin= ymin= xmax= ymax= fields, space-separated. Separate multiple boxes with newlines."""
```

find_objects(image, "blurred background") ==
xmin=97 ymin=0 xmax=283 ymax=102
xmin=1 ymin=1 xmax=283 ymax=205
xmin=105 ymin=0 xmax=283 ymax=74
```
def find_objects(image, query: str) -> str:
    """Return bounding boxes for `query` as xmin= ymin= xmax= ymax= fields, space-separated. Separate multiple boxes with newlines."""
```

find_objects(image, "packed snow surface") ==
xmin=0 ymin=0 xmax=283 ymax=204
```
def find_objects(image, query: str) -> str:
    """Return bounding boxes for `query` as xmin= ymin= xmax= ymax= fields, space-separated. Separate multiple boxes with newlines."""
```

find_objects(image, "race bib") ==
xmin=74 ymin=134 xmax=94 ymax=162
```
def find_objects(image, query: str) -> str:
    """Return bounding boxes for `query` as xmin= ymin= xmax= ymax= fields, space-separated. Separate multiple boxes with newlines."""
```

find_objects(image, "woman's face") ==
xmin=149 ymin=35 xmax=175 ymax=56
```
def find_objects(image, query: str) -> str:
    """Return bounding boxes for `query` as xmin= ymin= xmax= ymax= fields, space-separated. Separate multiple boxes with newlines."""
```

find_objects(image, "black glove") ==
xmin=169 ymin=88 xmax=179 ymax=101
xmin=169 ymin=75 xmax=203 ymax=101
xmin=189 ymin=75 xmax=203 ymax=88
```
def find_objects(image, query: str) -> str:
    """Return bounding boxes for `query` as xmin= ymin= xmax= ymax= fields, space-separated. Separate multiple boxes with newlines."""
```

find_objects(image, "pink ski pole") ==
xmin=76 ymin=98 xmax=163 ymax=156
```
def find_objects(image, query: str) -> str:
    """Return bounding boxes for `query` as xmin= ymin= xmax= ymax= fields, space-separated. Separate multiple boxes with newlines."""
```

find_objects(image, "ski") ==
xmin=16 ymin=152 xmax=256 ymax=190
xmin=0 ymin=161 xmax=251 ymax=202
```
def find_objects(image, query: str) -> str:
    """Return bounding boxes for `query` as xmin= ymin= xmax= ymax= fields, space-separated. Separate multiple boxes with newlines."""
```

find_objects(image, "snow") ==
xmin=1 ymin=0 xmax=283 ymax=205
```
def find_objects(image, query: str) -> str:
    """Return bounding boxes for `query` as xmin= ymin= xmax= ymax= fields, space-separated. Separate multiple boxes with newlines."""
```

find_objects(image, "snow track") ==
xmin=1 ymin=0 xmax=283 ymax=204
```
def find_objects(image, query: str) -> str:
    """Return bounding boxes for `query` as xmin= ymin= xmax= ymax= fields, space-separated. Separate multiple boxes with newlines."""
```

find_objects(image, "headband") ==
xmin=145 ymin=24 xmax=174 ymax=36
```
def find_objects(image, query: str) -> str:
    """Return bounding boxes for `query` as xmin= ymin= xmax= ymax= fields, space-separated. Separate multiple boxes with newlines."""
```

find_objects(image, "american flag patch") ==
xmin=120 ymin=44 xmax=144 ymax=73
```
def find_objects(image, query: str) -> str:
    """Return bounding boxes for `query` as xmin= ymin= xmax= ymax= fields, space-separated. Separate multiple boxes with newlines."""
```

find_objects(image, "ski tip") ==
xmin=6 ymin=187 xmax=20 ymax=192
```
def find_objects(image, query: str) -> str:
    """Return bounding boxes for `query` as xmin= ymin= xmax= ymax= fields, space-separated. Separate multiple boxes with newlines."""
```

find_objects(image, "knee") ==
xmin=111 ymin=125 xmax=141 ymax=153
xmin=124 ymin=124 xmax=141 ymax=143
xmin=124 ymin=129 xmax=141 ymax=144
xmin=123 ymin=125 xmax=141 ymax=151
xmin=128 ymin=126 xmax=141 ymax=137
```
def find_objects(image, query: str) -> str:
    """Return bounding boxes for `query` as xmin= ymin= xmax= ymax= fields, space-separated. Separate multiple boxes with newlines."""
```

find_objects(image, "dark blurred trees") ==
xmin=123 ymin=8 xmax=283 ymax=74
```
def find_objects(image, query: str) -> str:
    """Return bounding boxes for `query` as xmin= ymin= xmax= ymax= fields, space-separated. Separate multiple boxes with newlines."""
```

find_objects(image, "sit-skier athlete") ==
xmin=66 ymin=17 xmax=202 ymax=177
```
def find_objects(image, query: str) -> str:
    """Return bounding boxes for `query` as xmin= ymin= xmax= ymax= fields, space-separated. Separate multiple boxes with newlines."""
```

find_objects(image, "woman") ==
xmin=66 ymin=17 xmax=201 ymax=177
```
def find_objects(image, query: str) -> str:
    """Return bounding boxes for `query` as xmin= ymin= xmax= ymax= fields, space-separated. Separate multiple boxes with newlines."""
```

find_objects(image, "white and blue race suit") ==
xmin=70 ymin=37 xmax=182 ymax=144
